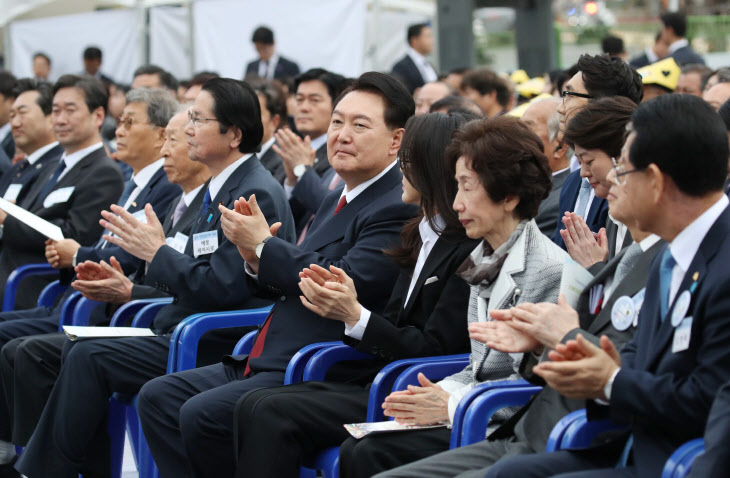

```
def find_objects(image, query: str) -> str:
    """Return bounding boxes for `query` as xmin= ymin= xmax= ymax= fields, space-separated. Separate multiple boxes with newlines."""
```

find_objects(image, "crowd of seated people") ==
xmin=0 ymin=11 xmax=727 ymax=478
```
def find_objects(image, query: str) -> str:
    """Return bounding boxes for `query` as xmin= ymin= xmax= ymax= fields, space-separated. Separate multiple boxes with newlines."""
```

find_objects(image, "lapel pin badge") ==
xmin=207 ymin=213 xmax=213 ymax=223
xmin=132 ymin=202 xmax=137 ymax=208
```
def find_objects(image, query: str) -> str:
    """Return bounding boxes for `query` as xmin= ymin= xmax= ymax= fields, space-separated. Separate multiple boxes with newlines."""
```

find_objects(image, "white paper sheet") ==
xmin=0 ymin=197 xmax=64 ymax=241
xmin=344 ymin=421 xmax=448 ymax=439
xmin=63 ymin=326 xmax=156 ymax=341
xmin=559 ymin=257 xmax=595 ymax=309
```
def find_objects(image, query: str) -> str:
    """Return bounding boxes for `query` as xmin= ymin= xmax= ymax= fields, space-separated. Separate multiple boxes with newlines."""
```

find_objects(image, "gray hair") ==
xmin=547 ymin=110 xmax=561 ymax=142
xmin=125 ymin=87 xmax=179 ymax=128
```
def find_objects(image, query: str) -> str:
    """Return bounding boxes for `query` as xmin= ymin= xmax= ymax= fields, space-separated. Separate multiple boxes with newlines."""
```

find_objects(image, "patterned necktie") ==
xmin=171 ymin=195 xmax=188 ymax=228
xmin=199 ymin=188 xmax=212 ymax=222
xmin=574 ymin=178 xmax=592 ymax=219
xmin=612 ymin=242 xmax=643 ymax=287
xmin=32 ymin=160 xmax=66 ymax=209
xmin=334 ymin=196 xmax=347 ymax=215
xmin=659 ymin=248 xmax=676 ymax=320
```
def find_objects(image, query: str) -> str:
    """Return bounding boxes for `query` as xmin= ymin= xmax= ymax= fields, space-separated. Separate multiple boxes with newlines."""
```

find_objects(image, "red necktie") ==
xmin=334 ymin=196 xmax=347 ymax=215
xmin=243 ymin=310 xmax=274 ymax=376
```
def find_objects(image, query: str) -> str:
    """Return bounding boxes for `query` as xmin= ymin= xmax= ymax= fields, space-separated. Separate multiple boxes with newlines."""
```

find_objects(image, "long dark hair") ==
xmin=387 ymin=112 xmax=477 ymax=269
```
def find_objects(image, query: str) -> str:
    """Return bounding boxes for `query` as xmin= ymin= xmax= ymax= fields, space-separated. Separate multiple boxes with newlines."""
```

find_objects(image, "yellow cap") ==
xmin=506 ymin=93 xmax=553 ymax=118
xmin=516 ymin=77 xmax=546 ymax=98
xmin=510 ymin=69 xmax=530 ymax=85
xmin=637 ymin=57 xmax=680 ymax=92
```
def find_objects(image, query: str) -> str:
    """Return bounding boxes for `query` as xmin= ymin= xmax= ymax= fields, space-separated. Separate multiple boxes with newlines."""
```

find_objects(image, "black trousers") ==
xmin=15 ymin=335 xmax=171 ymax=478
xmin=138 ymin=363 xmax=285 ymax=478
xmin=0 ymin=306 xmax=60 ymax=441
xmin=233 ymin=381 xmax=370 ymax=478
xmin=339 ymin=425 xmax=451 ymax=478
xmin=1 ymin=332 xmax=64 ymax=445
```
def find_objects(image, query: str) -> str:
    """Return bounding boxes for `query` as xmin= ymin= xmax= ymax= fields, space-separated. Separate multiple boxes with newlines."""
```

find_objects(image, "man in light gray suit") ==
xmin=522 ymin=98 xmax=571 ymax=236
xmin=376 ymin=149 xmax=664 ymax=478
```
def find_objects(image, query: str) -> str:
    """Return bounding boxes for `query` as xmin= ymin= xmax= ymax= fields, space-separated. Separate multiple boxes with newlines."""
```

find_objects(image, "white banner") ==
xmin=9 ymin=9 xmax=140 ymax=84
xmin=193 ymin=0 xmax=366 ymax=78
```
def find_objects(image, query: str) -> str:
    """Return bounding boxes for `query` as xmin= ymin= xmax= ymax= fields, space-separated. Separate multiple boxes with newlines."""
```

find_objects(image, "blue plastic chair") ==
xmin=3 ymin=263 xmax=59 ymax=311
xmin=552 ymin=409 xmax=628 ymax=451
xmin=451 ymin=381 xmax=540 ymax=448
xmin=299 ymin=353 xmax=471 ymax=478
xmin=36 ymin=280 xmax=68 ymax=309
xmin=661 ymin=438 xmax=704 ymax=478
xmin=545 ymin=408 xmax=588 ymax=452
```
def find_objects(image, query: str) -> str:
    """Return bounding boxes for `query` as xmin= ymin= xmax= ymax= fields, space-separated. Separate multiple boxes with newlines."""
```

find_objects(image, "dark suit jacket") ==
xmin=0 ymin=146 xmax=124 ymax=309
xmin=258 ymin=145 xmax=286 ymax=184
xmin=550 ymin=169 xmax=609 ymax=250
xmin=1 ymin=133 xmax=15 ymax=161
xmin=0 ymin=146 xmax=12 ymax=179
xmin=391 ymin=55 xmax=426 ymax=94
xmin=242 ymin=164 xmax=419 ymax=378
xmin=535 ymin=168 xmax=570 ymax=236
xmin=605 ymin=217 xmax=633 ymax=263
xmin=490 ymin=239 xmax=664 ymax=453
xmin=603 ymin=206 xmax=730 ymax=476
xmin=671 ymin=45 xmax=705 ymax=66
xmin=629 ymin=52 xmax=651 ymax=69
xmin=245 ymin=55 xmax=300 ymax=81
xmin=0 ymin=143 xmax=63 ymax=206
xmin=145 ymin=155 xmax=295 ymax=334
xmin=74 ymin=165 xmax=181 ymax=275
xmin=290 ymin=144 xmax=334 ymax=234
xmin=344 ymin=235 xmax=479 ymax=366
xmin=686 ymin=380 xmax=730 ymax=477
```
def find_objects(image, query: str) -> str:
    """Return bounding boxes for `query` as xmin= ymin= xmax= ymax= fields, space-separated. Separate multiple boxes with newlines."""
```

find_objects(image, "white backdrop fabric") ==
xmin=149 ymin=6 xmax=191 ymax=80
xmin=192 ymin=0 xmax=367 ymax=78
xmin=9 ymin=9 xmax=140 ymax=83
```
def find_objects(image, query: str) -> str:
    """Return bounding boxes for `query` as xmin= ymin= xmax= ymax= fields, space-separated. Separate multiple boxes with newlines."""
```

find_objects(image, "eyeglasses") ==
xmin=187 ymin=110 xmax=218 ymax=128
xmin=560 ymin=90 xmax=594 ymax=103
xmin=611 ymin=157 xmax=642 ymax=185
xmin=116 ymin=116 xmax=151 ymax=130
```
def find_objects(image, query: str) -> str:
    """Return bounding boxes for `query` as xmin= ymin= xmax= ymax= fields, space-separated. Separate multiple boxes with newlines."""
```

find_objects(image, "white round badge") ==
xmin=671 ymin=290 xmax=691 ymax=327
xmin=611 ymin=296 xmax=636 ymax=332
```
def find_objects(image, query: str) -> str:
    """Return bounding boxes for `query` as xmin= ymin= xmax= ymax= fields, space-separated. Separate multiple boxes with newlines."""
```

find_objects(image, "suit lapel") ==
xmin=586 ymin=196 xmax=605 ymax=227
xmin=402 ymin=236 xmax=452 ymax=317
xmin=488 ymin=227 xmax=527 ymax=312
xmin=128 ymin=166 xmax=166 ymax=213
xmin=302 ymin=165 xmax=401 ymax=252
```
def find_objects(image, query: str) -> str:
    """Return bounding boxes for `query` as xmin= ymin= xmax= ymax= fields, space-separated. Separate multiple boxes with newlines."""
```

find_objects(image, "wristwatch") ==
xmin=255 ymin=236 xmax=274 ymax=259
xmin=293 ymin=164 xmax=307 ymax=179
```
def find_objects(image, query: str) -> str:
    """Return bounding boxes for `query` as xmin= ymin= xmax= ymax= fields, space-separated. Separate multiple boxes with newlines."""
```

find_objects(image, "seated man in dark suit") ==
xmin=0 ymin=79 xmax=63 ymax=205
xmin=0 ymin=109 xmax=210 ymax=456
xmin=249 ymin=80 xmax=287 ymax=183
xmin=551 ymin=53 xmax=643 ymax=250
xmin=520 ymin=97 xmax=571 ymax=235
xmin=377 ymin=125 xmax=664 ymax=478
xmin=486 ymin=94 xmax=730 ymax=478
xmin=274 ymin=68 xmax=348 ymax=237
xmin=15 ymin=78 xmax=296 ymax=478
xmin=244 ymin=26 xmax=300 ymax=81
xmin=660 ymin=12 xmax=705 ymax=66
xmin=135 ymin=71 xmax=418 ymax=478
xmin=0 ymin=74 xmax=125 ymax=309
xmin=391 ymin=23 xmax=437 ymax=94
xmin=0 ymin=73 xmax=17 ymax=173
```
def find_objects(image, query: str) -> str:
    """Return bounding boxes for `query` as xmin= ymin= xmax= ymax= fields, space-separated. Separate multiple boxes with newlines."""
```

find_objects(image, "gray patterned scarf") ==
xmin=456 ymin=220 xmax=528 ymax=295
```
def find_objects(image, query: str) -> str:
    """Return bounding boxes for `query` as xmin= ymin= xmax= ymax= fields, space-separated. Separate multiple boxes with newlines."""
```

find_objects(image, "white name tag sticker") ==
xmin=132 ymin=209 xmax=148 ymax=224
xmin=43 ymin=186 xmax=75 ymax=208
xmin=3 ymin=184 xmax=22 ymax=202
xmin=672 ymin=316 xmax=693 ymax=353
xmin=192 ymin=231 xmax=218 ymax=258
xmin=166 ymin=232 xmax=189 ymax=254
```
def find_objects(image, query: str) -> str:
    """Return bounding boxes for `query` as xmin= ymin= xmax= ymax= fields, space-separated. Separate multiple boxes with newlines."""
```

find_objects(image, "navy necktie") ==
xmin=32 ymin=160 xmax=67 ymax=209
xmin=117 ymin=179 xmax=138 ymax=209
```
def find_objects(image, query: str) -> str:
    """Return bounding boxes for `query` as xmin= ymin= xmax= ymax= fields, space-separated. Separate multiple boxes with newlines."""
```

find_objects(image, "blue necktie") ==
xmin=117 ymin=179 xmax=138 ymax=209
xmin=32 ymin=160 xmax=66 ymax=209
xmin=574 ymin=178 xmax=592 ymax=219
xmin=199 ymin=188 xmax=212 ymax=222
xmin=659 ymin=248 xmax=676 ymax=320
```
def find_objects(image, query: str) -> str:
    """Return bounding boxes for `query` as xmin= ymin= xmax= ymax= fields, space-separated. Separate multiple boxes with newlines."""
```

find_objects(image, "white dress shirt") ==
xmin=57 ymin=142 xmax=104 ymax=181
xmin=258 ymin=54 xmax=280 ymax=80
xmin=407 ymin=47 xmax=438 ymax=83
xmin=208 ymin=154 xmax=253 ymax=201
xmin=553 ymin=166 xmax=570 ymax=177
xmin=183 ymin=184 xmax=205 ymax=208
xmin=668 ymin=38 xmax=689 ymax=55
xmin=259 ymin=136 xmax=276 ymax=159
xmin=346 ymin=214 xmax=443 ymax=340
xmin=25 ymin=141 xmax=59 ymax=165
xmin=122 ymin=158 xmax=165 ymax=210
